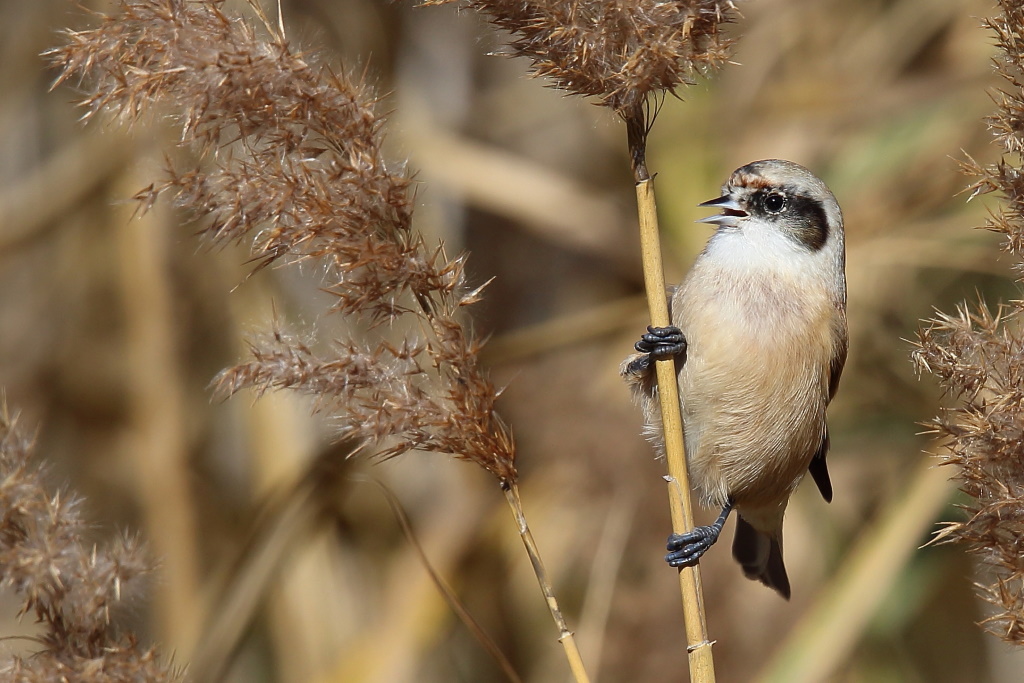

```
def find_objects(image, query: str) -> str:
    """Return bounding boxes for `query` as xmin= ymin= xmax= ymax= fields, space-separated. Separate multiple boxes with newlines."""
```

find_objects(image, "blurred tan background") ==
xmin=0 ymin=0 xmax=1019 ymax=681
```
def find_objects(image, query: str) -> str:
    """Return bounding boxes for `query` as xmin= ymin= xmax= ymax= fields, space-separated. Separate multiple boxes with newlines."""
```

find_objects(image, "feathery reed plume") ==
xmin=424 ymin=0 xmax=734 ymax=114
xmin=432 ymin=1 xmax=736 ymax=679
xmin=913 ymin=0 xmax=1024 ymax=646
xmin=0 ymin=405 xmax=177 ymax=681
xmin=49 ymin=0 xmax=514 ymax=483
xmin=49 ymin=0 xmax=587 ymax=678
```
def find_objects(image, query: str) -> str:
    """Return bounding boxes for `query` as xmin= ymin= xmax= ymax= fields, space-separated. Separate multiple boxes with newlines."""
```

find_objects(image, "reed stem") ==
xmin=503 ymin=483 xmax=591 ymax=683
xmin=626 ymin=105 xmax=716 ymax=683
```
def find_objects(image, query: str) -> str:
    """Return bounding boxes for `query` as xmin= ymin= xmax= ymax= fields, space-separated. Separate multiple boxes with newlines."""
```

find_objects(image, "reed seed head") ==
xmin=914 ymin=0 xmax=1024 ymax=646
xmin=426 ymin=0 xmax=737 ymax=113
xmin=49 ymin=0 xmax=517 ymax=485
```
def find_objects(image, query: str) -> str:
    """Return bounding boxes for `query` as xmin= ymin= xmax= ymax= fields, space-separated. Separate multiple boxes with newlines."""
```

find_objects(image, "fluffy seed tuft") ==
xmin=425 ymin=0 xmax=737 ymax=113
xmin=914 ymin=0 xmax=1024 ymax=646
xmin=49 ymin=0 xmax=516 ymax=485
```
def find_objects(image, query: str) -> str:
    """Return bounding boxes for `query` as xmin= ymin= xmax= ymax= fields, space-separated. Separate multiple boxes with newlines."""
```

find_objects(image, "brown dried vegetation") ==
xmin=4 ymin=0 xmax=1007 ymax=679
xmin=49 ymin=0 xmax=516 ymax=484
xmin=425 ymin=0 xmax=736 ymax=113
xmin=914 ymin=0 xmax=1024 ymax=647
xmin=0 ymin=407 xmax=179 ymax=681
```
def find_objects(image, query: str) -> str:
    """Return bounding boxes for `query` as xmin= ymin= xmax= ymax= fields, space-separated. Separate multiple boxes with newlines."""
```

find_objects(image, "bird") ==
xmin=622 ymin=159 xmax=847 ymax=599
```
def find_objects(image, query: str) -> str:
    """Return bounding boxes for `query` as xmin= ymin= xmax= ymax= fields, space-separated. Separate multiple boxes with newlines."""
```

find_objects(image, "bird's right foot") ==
xmin=665 ymin=525 xmax=723 ymax=567
xmin=665 ymin=500 xmax=733 ymax=568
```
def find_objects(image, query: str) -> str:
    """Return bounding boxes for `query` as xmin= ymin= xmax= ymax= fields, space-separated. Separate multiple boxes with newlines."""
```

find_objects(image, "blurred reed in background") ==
xmin=0 ymin=0 xmax=1019 ymax=681
xmin=914 ymin=0 xmax=1024 ymax=651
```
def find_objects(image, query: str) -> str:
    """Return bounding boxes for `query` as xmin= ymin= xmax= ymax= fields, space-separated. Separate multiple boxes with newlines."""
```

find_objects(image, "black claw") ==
xmin=634 ymin=325 xmax=687 ymax=361
xmin=665 ymin=526 xmax=720 ymax=567
xmin=664 ymin=500 xmax=733 ymax=568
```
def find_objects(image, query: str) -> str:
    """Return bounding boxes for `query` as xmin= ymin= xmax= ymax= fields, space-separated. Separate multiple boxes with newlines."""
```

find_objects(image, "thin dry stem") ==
xmin=633 ymin=168 xmax=714 ymax=682
xmin=504 ymin=484 xmax=590 ymax=683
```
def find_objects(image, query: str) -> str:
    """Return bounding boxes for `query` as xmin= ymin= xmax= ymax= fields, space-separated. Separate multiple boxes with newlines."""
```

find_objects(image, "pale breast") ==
xmin=673 ymin=263 xmax=836 ymax=507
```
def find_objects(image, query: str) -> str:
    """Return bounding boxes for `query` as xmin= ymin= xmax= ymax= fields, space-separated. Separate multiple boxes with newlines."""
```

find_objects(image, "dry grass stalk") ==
xmin=433 ymin=0 xmax=736 ymax=679
xmin=48 ymin=0 xmax=590 ymax=678
xmin=0 ymin=405 xmax=179 ymax=681
xmin=633 ymin=175 xmax=714 ymax=679
xmin=913 ymin=0 xmax=1024 ymax=647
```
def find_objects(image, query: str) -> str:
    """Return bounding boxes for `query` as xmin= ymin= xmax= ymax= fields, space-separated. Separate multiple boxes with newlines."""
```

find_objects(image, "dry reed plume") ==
xmin=0 ymin=405 xmax=178 ymax=681
xmin=50 ymin=0 xmax=514 ymax=485
xmin=47 ymin=0 xmax=594 ymax=678
xmin=914 ymin=0 xmax=1024 ymax=647
xmin=426 ymin=0 xmax=735 ymax=114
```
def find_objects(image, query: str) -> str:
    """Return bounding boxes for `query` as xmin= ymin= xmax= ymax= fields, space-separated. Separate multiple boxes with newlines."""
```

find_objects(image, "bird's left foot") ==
xmin=665 ymin=526 xmax=723 ymax=567
xmin=665 ymin=500 xmax=733 ymax=568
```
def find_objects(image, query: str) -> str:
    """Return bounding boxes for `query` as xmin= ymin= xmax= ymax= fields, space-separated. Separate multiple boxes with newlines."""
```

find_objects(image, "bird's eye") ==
xmin=763 ymin=192 xmax=787 ymax=214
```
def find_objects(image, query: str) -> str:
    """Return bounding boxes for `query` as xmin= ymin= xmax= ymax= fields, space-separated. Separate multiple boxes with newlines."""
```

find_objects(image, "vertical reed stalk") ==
xmin=503 ymin=483 xmax=590 ymax=683
xmin=626 ymin=105 xmax=714 ymax=683
xmin=114 ymin=166 xmax=204 ymax=656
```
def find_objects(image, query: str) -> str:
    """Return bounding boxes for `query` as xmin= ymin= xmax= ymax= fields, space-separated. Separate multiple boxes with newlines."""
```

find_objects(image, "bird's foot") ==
xmin=665 ymin=525 xmax=723 ymax=567
xmin=627 ymin=326 xmax=687 ymax=374
xmin=665 ymin=500 xmax=733 ymax=568
xmin=636 ymin=325 xmax=687 ymax=359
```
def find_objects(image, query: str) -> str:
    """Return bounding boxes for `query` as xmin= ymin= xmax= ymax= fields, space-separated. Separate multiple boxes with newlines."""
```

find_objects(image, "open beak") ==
xmin=697 ymin=194 xmax=747 ymax=227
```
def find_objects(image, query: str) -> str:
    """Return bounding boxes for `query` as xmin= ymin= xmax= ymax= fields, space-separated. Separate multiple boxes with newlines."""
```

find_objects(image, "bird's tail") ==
xmin=732 ymin=515 xmax=791 ymax=599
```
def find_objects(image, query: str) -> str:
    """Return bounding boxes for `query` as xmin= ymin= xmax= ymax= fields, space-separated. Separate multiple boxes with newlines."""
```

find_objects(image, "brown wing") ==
xmin=827 ymin=326 xmax=848 ymax=402
xmin=809 ymin=430 xmax=833 ymax=503
xmin=810 ymin=313 xmax=848 ymax=503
